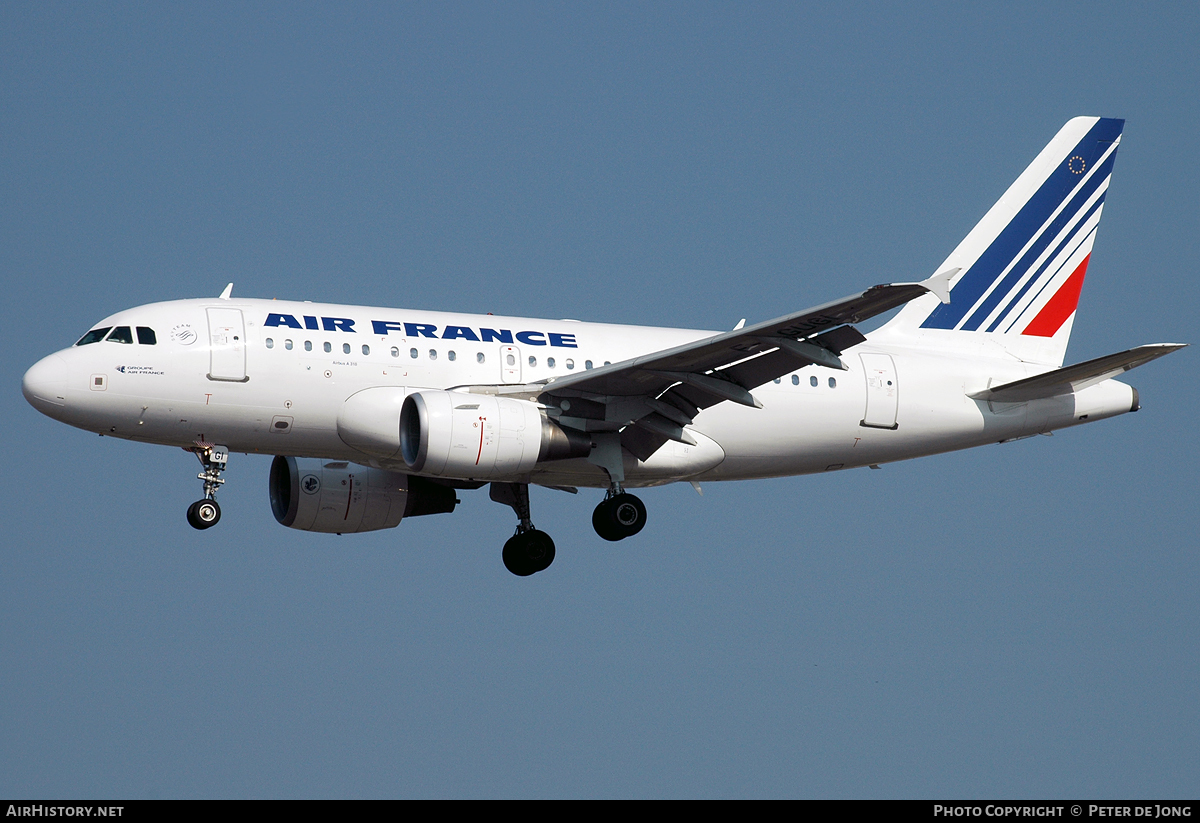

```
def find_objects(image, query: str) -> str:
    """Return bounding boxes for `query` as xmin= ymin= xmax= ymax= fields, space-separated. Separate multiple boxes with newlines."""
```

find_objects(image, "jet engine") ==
xmin=269 ymin=455 xmax=457 ymax=533
xmin=399 ymin=390 xmax=591 ymax=479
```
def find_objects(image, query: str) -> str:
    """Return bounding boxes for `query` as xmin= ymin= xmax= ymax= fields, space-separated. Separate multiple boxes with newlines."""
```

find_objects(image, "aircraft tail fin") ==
xmin=878 ymin=117 xmax=1124 ymax=366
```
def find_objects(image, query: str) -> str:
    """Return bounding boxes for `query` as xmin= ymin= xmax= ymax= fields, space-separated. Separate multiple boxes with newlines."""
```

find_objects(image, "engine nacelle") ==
xmin=399 ymin=390 xmax=591 ymax=479
xmin=269 ymin=455 xmax=457 ymax=533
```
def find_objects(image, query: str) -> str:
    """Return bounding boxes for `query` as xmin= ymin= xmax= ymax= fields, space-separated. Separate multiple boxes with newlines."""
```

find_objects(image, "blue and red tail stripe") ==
xmin=986 ymin=196 xmax=1104 ymax=333
xmin=1021 ymin=253 xmax=1091 ymax=337
xmin=969 ymin=149 xmax=1114 ymax=332
xmin=920 ymin=117 xmax=1123 ymax=332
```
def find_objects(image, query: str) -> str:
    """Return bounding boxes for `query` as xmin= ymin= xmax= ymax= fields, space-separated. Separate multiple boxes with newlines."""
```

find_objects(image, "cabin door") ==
xmin=207 ymin=307 xmax=248 ymax=382
xmin=860 ymin=352 xmax=898 ymax=429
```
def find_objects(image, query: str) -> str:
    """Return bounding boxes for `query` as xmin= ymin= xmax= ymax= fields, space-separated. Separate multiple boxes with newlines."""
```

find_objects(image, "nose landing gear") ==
xmin=185 ymin=443 xmax=228 ymax=530
xmin=186 ymin=498 xmax=221 ymax=529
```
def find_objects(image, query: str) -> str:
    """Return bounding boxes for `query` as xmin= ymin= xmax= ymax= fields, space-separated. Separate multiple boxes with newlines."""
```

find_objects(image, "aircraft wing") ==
xmin=517 ymin=271 xmax=955 ymax=459
xmin=969 ymin=343 xmax=1187 ymax=403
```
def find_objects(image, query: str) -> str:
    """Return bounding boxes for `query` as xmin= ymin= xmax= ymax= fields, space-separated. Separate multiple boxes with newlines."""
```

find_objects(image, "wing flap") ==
xmin=717 ymin=347 xmax=811 ymax=391
xmin=542 ymin=274 xmax=949 ymax=403
xmin=523 ymin=272 xmax=950 ymax=462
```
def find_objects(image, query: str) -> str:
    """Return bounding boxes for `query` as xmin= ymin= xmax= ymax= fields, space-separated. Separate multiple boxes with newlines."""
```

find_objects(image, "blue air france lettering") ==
xmin=264 ymin=313 xmax=579 ymax=347
xmin=22 ymin=116 xmax=1184 ymax=577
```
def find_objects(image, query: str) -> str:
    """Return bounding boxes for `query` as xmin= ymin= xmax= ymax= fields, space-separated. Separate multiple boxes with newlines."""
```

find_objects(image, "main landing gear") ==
xmin=592 ymin=489 xmax=647 ymax=542
xmin=490 ymin=482 xmax=556 ymax=576
xmin=489 ymin=480 xmax=647 ymax=575
xmin=185 ymin=443 xmax=228 ymax=530
xmin=489 ymin=427 xmax=648 ymax=574
xmin=586 ymin=430 xmax=647 ymax=542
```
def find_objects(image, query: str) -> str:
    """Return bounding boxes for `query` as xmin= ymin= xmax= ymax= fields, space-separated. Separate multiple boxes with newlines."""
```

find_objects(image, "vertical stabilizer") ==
xmin=878 ymin=117 xmax=1124 ymax=366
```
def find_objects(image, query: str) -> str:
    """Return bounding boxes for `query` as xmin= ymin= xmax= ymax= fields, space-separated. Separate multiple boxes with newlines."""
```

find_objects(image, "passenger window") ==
xmin=136 ymin=327 xmax=157 ymax=345
xmin=285 ymin=339 xmax=293 ymax=350
xmin=265 ymin=338 xmax=274 ymax=349
xmin=76 ymin=327 xmax=112 ymax=346
xmin=506 ymin=354 xmax=515 ymax=366
xmin=324 ymin=342 xmax=332 ymax=353
xmin=792 ymin=375 xmax=799 ymax=385
xmin=585 ymin=360 xmax=593 ymax=369
xmin=362 ymin=345 xmax=370 ymax=355
xmin=390 ymin=347 xmax=399 ymax=358
xmin=410 ymin=348 xmax=419 ymax=359
xmin=448 ymin=351 xmax=456 ymax=361
xmin=476 ymin=352 xmax=485 ymax=364
xmin=566 ymin=359 xmax=575 ymax=370
xmin=547 ymin=357 xmax=556 ymax=368
xmin=343 ymin=343 xmax=351 ymax=354
xmin=106 ymin=326 xmax=133 ymax=344
xmin=828 ymin=377 xmax=837 ymax=388
xmin=773 ymin=377 xmax=781 ymax=384
xmin=810 ymin=376 xmax=818 ymax=387
xmin=429 ymin=349 xmax=438 ymax=361
xmin=529 ymin=356 xmax=537 ymax=367
xmin=305 ymin=341 xmax=312 ymax=352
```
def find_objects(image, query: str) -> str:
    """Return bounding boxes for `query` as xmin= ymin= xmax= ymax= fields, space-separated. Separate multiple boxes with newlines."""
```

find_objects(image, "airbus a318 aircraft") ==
xmin=23 ymin=117 xmax=1184 ymax=575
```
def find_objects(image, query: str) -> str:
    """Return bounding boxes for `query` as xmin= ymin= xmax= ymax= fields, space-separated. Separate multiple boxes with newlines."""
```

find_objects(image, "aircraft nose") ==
xmin=22 ymin=353 xmax=69 ymax=414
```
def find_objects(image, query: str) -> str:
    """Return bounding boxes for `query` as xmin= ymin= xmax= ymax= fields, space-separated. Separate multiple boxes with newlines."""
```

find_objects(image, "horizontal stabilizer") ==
xmin=970 ymin=343 xmax=1186 ymax=402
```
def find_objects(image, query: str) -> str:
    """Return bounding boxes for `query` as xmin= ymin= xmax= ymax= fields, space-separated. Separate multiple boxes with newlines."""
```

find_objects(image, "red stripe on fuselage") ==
xmin=1022 ymin=254 xmax=1090 ymax=338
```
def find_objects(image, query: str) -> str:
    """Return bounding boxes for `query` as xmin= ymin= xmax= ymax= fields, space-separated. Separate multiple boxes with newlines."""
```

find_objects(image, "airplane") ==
xmin=22 ymin=116 xmax=1185 ymax=576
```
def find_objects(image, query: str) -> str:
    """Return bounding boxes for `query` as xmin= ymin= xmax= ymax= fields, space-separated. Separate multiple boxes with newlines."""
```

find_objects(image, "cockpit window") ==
xmin=105 ymin=326 xmax=133 ymax=344
xmin=136 ymin=327 xmax=157 ymax=345
xmin=75 ymin=327 xmax=112 ymax=346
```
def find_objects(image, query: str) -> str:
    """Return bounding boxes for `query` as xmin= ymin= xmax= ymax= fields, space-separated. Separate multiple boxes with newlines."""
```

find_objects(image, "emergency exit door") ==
xmin=500 ymin=345 xmax=521 ymax=384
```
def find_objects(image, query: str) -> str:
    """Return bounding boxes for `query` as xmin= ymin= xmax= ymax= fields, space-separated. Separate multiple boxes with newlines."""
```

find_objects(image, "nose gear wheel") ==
xmin=185 ymin=443 xmax=229 ymax=531
xmin=187 ymin=499 xmax=222 ymax=529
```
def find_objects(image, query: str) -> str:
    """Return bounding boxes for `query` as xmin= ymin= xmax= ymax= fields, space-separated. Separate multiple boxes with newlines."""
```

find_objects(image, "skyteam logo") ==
xmin=921 ymin=117 xmax=1124 ymax=339
xmin=170 ymin=324 xmax=197 ymax=345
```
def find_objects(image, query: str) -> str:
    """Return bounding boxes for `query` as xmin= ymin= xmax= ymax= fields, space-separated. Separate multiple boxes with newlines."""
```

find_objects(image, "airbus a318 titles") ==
xmin=23 ymin=117 xmax=1184 ymax=576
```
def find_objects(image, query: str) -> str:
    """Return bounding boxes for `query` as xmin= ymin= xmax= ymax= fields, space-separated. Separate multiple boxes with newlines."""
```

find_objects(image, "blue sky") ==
xmin=2 ymin=2 xmax=1197 ymax=798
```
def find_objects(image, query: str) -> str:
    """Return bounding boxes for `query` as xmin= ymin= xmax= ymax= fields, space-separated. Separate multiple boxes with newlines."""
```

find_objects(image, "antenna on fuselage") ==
xmin=218 ymin=283 xmax=233 ymax=300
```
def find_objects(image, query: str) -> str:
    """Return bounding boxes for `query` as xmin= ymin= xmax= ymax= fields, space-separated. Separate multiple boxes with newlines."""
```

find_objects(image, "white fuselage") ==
xmin=23 ymin=297 xmax=1137 ymax=489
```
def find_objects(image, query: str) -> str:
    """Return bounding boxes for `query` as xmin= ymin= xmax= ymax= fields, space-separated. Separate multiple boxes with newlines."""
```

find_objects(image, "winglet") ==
xmin=219 ymin=283 xmax=234 ymax=300
xmin=919 ymin=267 xmax=958 ymax=305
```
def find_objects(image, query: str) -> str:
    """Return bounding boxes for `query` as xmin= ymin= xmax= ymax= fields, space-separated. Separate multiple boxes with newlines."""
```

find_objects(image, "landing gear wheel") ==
xmin=592 ymin=493 xmax=647 ymax=541
xmin=592 ymin=500 xmax=618 ymax=541
xmin=187 ymin=499 xmax=221 ymax=530
xmin=186 ymin=443 xmax=228 ymax=531
xmin=503 ymin=530 xmax=556 ymax=576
